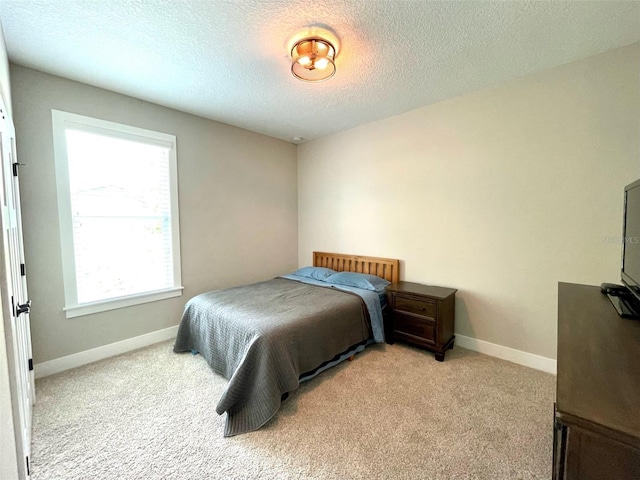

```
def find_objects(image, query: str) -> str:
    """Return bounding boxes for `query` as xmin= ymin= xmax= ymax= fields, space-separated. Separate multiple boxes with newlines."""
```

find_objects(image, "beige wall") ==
xmin=11 ymin=65 xmax=298 ymax=363
xmin=298 ymin=43 xmax=640 ymax=360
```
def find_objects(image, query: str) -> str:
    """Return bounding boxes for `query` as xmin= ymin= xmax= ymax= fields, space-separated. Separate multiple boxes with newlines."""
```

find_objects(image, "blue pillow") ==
xmin=292 ymin=266 xmax=337 ymax=281
xmin=324 ymin=271 xmax=390 ymax=293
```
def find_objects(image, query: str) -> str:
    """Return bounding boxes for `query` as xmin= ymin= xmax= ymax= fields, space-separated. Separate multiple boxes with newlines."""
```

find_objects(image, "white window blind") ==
xmin=52 ymin=111 xmax=182 ymax=318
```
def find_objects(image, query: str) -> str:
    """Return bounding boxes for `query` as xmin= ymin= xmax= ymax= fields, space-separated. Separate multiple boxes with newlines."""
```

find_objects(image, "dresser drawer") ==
xmin=393 ymin=294 xmax=436 ymax=318
xmin=393 ymin=312 xmax=435 ymax=343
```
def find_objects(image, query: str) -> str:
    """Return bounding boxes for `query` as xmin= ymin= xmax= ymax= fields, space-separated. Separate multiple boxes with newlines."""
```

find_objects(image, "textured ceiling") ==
xmin=1 ymin=1 xmax=639 ymax=143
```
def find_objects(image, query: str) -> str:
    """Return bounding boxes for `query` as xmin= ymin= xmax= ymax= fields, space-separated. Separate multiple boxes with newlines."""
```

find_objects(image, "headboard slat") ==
xmin=313 ymin=252 xmax=400 ymax=284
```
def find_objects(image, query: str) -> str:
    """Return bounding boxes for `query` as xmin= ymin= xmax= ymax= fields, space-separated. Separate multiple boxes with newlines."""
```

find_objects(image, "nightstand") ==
xmin=385 ymin=281 xmax=457 ymax=361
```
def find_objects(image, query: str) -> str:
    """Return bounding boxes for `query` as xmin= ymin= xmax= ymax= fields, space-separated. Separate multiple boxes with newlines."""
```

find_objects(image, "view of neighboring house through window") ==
xmin=52 ymin=110 xmax=182 ymax=318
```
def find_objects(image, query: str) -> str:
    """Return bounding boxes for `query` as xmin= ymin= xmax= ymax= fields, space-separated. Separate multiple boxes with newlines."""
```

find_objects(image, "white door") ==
xmin=0 ymin=97 xmax=33 ymax=477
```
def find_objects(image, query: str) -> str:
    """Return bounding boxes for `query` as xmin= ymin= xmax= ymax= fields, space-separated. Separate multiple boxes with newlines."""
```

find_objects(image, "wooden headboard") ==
xmin=313 ymin=252 xmax=400 ymax=284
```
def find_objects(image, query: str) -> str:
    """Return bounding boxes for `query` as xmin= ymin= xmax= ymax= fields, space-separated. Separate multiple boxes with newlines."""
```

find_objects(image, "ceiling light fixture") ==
xmin=290 ymin=37 xmax=336 ymax=82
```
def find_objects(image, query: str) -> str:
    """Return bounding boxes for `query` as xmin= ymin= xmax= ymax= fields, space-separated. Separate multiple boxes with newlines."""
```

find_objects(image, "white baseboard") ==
xmin=34 ymin=325 xmax=179 ymax=379
xmin=34 ymin=326 xmax=555 ymax=378
xmin=455 ymin=334 xmax=557 ymax=374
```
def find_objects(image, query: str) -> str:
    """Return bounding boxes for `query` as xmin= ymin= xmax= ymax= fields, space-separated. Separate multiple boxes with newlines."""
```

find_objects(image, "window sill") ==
xmin=64 ymin=287 xmax=184 ymax=318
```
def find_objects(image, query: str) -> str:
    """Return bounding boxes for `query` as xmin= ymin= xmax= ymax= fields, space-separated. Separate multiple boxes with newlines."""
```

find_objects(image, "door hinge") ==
xmin=28 ymin=358 xmax=33 ymax=371
xmin=20 ymin=263 xmax=25 ymax=276
xmin=12 ymin=162 xmax=25 ymax=176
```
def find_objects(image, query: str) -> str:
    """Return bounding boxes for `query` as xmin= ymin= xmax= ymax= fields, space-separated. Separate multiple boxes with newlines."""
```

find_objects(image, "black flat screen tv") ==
xmin=612 ymin=178 xmax=640 ymax=318
xmin=622 ymin=179 xmax=640 ymax=299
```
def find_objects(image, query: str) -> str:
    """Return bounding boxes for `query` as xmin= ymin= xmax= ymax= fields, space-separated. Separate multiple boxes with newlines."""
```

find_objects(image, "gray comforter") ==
xmin=173 ymin=277 xmax=372 ymax=436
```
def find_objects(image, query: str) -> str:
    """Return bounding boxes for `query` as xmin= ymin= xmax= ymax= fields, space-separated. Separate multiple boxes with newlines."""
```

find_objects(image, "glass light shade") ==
xmin=290 ymin=38 xmax=336 ymax=82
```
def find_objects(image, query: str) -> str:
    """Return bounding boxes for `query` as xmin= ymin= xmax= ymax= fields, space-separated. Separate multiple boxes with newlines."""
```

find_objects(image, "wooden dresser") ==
xmin=385 ymin=281 xmax=456 ymax=361
xmin=554 ymin=282 xmax=640 ymax=480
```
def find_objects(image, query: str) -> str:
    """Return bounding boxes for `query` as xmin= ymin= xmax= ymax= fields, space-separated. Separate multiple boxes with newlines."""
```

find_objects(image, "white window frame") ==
xmin=51 ymin=110 xmax=183 ymax=318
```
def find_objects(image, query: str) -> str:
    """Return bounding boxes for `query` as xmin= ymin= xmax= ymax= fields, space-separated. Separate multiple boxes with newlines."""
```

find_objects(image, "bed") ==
xmin=173 ymin=252 xmax=400 ymax=436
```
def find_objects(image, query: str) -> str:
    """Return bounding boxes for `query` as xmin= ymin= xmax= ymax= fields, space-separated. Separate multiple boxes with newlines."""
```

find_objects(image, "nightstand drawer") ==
xmin=393 ymin=294 xmax=436 ymax=318
xmin=393 ymin=312 xmax=435 ymax=343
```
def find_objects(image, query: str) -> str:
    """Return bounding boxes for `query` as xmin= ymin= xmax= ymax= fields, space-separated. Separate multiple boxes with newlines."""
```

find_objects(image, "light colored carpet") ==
xmin=32 ymin=341 xmax=554 ymax=479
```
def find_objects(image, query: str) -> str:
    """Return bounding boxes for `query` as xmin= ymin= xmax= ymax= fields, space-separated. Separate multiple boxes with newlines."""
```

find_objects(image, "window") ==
xmin=52 ymin=110 xmax=182 ymax=318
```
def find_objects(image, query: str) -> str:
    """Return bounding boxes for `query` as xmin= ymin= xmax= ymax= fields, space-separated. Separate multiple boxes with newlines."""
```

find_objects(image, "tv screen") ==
xmin=621 ymin=179 xmax=640 ymax=302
